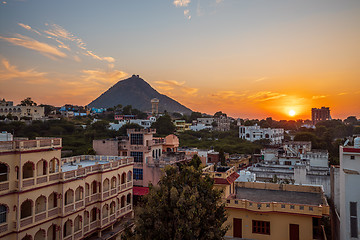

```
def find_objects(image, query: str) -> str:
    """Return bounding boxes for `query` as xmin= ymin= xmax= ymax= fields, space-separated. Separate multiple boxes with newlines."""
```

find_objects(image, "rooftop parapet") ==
xmin=0 ymin=138 xmax=62 ymax=153
xmin=225 ymin=181 xmax=329 ymax=216
xmin=127 ymin=128 xmax=156 ymax=134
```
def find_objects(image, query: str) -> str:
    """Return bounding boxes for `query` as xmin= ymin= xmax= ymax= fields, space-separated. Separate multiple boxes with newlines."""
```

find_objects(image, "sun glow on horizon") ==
xmin=289 ymin=109 xmax=296 ymax=117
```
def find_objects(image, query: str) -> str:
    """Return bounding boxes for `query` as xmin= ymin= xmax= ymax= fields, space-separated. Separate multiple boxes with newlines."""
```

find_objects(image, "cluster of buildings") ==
xmin=0 ymin=100 xmax=44 ymax=120
xmin=174 ymin=115 xmax=232 ymax=132
xmin=93 ymin=129 xmax=190 ymax=194
xmin=239 ymin=124 xmax=284 ymax=145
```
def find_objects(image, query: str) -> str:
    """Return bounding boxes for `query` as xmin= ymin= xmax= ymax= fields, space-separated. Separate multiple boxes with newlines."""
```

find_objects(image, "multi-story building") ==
xmin=239 ymin=124 xmax=284 ymax=145
xmin=339 ymin=137 xmax=360 ymax=239
xmin=214 ymin=115 xmax=231 ymax=131
xmin=0 ymin=100 xmax=44 ymax=120
xmin=93 ymin=129 xmax=188 ymax=192
xmin=312 ymin=107 xmax=331 ymax=125
xmin=203 ymin=165 xmax=329 ymax=239
xmin=173 ymin=120 xmax=191 ymax=132
xmin=0 ymin=138 xmax=133 ymax=240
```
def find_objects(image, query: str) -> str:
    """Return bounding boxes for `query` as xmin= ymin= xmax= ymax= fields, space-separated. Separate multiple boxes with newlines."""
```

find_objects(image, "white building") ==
xmin=339 ymin=137 xmax=360 ymax=239
xmin=109 ymin=117 xmax=157 ymax=131
xmin=239 ymin=124 xmax=284 ymax=145
xmin=189 ymin=123 xmax=212 ymax=132
xmin=0 ymin=132 xmax=13 ymax=141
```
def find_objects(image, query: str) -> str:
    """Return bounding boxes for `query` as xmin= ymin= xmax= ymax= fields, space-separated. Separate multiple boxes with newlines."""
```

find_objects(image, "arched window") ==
xmin=111 ymin=176 xmax=117 ymax=189
xmin=23 ymin=162 xmax=34 ymax=179
xmin=48 ymin=192 xmax=57 ymax=209
xmin=47 ymin=224 xmax=59 ymax=240
xmin=127 ymin=193 xmax=131 ymax=205
xmin=121 ymin=173 xmax=126 ymax=184
xmin=103 ymin=178 xmax=109 ymax=191
xmin=84 ymin=211 xmax=89 ymax=226
xmin=49 ymin=158 xmax=59 ymax=174
xmin=127 ymin=171 xmax=132 ymax=182
xmin=75 ymin=186 xmax=83 ymax=201
xmin=35 ymin=195 xmax=46 ymax=214
xmin=117 ymin=198 xmax=120 ymax=210
xmin=21 ymin=199 xmax=32 ymax=219
xmin=74 ymin=215 xmax=82 ymax=232
xmin=246 ymin=133 xmax=250 ymax=138
xmin=36 ymin=159 xmax=47 ymax=176
xmin=110 ymin=201 xmax=115 ymax=215
xmin=63 ymin=219 xmax=72 ymax=237
xmin=64 ymin=189 xmax=74 ymax=205
xmin=21 ymin=235 xmax=32 ymax=240
xmin=265 ymin=134 xmax=269 ymax=139
xmin=0 ymin=204 xmax=7 ymax=223
xmin=34 ymin=229 xmax=45 ymax=240
xmin=90 ymin=208 xmax=97 ymax=222
xmin=102 ymin=204 xmax=108 ymax=218
xmin=121 ymin=195 xmax=125 ymax=208
xmin=91 ymin=181 xmax=97 ymax=194
xmin=85 ymin=183 xmax=90 ymax=197
xmin=0 ymin=163 xmax=8 ymax=182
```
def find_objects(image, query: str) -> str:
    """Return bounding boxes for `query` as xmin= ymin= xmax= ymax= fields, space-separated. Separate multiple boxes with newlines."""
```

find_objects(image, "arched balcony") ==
xmin=74 ymin=215 xmax=82 ymax=233
xmin=47 ymin=224 xmax=60 ymax=240
xmin=0 ymin=204 xmax=8 ymax=224
xmin=49 ymin=158 xmax=59 ymax=174
xmin=85 ymin=183 xmax=90 ymax=197
xmin=127 ymin=193 xmax=132 ymax=205
xmin=20 ymin=199 xmax=33 ymax=219
xmin=103 ymin=178 xmax=109 ymax=192
xmin=127 ymin=171 xmax=132 ymax=182
xmin=110 ymin=201 xmax=115 ymax=216
xmin=63 ymin=219 xmax=72 ymax=238
xmin=36 ymin=159 xmax=47 ymax=176
xmin=35 ymin=195 xmax=46 ymax=214
xmin=23 ymin=162 xmax=34 ymax=179
xmin=64 ymin=189 xmax=74 ymax=205
xmin=75 ymin=186 xmax=83 ymax=202
xmin=102 ymin=204 xmax=108 ymax=218
xmin=0 ymin=162 xmax=8 ymax=182
xmin=34 ymin=229 xmax=45 ymax=240
xmin=111 ymin=176 xmax=116 ymax=189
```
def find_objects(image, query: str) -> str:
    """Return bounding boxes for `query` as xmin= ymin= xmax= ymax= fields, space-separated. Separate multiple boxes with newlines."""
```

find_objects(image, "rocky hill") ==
xmin=88 ymin=75 xmax=192 ymax=114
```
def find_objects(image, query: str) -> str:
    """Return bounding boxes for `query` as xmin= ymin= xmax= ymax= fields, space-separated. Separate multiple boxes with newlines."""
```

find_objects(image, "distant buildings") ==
xmin=0 ymin=138 xmax=133 ymax=240
xmin=239 ymin=124 xmax=284 ymax=145
xmin=0 ymin=100 xmax=44 ymax=120
xmin=151 ymin=98 xmax=159 ymax=116
xmin=312 ymin=107 xmax=331 ymax=125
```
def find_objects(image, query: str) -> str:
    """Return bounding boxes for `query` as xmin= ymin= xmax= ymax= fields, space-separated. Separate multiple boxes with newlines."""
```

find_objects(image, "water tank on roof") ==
xmin=354 ymin=137 xmax=360 ymax=148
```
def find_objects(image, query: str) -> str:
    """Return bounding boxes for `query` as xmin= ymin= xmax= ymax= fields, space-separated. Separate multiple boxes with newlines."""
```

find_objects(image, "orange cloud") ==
xmin=0 ymin=34 xmax=66 ymax=59
xmin=155 ymin=80 xmax=198 ymax=96
xmin=247 ymin=91 xmax=287 ymax=102
xmin=0 ymin=59 xmax=47 ymax=82
xmin=81 ymin=69 xmax=128 ymax=85
xmin=173 ymin=0 xmax=190 ymax=7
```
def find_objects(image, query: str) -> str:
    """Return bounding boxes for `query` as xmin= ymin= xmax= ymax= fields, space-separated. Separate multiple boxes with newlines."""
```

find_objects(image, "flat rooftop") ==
xmin=61 ymin=160 xmax=110 ymax=172
xmin=235 ymin=186 xmax=323 ymax=205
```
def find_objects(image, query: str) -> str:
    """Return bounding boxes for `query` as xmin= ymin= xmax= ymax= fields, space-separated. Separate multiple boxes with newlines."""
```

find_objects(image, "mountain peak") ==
xmin=88 ymin=75 xmax=192 ymax=114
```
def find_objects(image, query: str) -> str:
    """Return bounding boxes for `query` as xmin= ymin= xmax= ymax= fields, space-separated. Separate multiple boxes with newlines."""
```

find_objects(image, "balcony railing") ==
xmin=0 ymin=182 xmax=9 ymax=191
xmin=20 ymin=216 xmax=33 ymax=228
xmin=35 ymin=212 xmax=46 ymax=222
xmin=48 ymin=207 xmax=59 ymax=217
xmin=0 ymin=138 xmax=62 ymax=152
xmin=0 ymin=223 xmax=8 ymax=234
xmin=22 ymin=178 xmax=35 ymax=187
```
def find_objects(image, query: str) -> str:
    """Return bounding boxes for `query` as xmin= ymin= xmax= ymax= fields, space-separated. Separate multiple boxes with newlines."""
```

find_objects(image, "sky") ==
xmin=0 ymin=0 xmax=359 ymax=120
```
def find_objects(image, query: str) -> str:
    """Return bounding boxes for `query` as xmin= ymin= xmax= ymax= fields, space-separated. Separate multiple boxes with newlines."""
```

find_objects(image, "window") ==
xmin=0 ymin=205 xmax=7 ymax=223
xmin=130 ymin=134 xmax=143 ymax=145
xmin=133 ymin=168 xmax=143 ymax=180
xmin=350 ymin=202 xmax=358 ymax=238
xmin=0 ymin=163 xmax=8 ymax=182
xmin=252 ymin=220 xmax=270 ymax=235
xmin=131 ymin=152 xmax=143 ymax=163
xmin=350 ymin=156 xmax=355 ymax=160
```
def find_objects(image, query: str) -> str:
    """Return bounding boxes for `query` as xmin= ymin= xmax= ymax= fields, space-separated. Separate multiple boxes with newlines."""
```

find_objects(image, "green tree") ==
xmin=189 ymin=154 xmax=202 ymax=169
xmin=151 ymin=114 xmax=175 ymax=135
xmin=20 ymin=97 xmax=37 ymax=106
xmin=127 ymin=165 xmax=228 ymax=240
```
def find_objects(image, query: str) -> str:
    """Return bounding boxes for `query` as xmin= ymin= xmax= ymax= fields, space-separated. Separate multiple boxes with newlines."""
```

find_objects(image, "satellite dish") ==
xmin=344 ymin=139 xmax=349 ymax=147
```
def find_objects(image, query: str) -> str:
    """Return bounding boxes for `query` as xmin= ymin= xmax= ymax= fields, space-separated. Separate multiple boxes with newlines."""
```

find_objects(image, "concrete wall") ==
xmin=93 ymin=139 xmax=119 ymax=156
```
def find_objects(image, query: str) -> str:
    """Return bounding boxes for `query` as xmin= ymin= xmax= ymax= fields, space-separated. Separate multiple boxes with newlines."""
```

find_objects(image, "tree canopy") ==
xmin=126 ymin=163 xmax=228 ymax=240
xmin=151 ymin=114 xmax=175 ymax=135
xmin=20 ymin=97 xmax=37 ymax=106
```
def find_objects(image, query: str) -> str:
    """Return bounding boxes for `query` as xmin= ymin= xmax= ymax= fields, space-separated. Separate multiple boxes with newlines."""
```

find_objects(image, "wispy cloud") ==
xmin=211 ymin=90 xmax=246 ymax=99
xmin=81 ymin=69 xmax=128 ymax=85
xmin=254 ymin=77 xmax=267 ymax=82
xmin=184 ymin=10 xmax=191 ymax=19
xmin=155 ymin=80 xmax=198 ymax=96
xmin=18 ymin=23 xmax=41 ymax=35
xmin=247 ymin=91 xmax=286 ymax=102
xmin=0 ymin=34 xmax=67 ymax=59
xmin=312 ymin=95 xmax=327 ymax=100
xmin=0 ymin=58 xmax=47 ymax=82
xmin=338 ymin=92 xmax=348 ymax=96
xmin=173 ymin=0 xmax=190 ymax=7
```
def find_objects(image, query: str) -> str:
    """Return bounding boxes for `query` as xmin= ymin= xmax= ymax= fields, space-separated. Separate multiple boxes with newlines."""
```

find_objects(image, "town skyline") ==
xmin=1 ymin=0 xmax=359 ymax=120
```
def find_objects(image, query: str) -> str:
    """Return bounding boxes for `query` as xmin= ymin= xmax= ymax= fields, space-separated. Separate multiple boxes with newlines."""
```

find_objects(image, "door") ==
xmin=289 ymin=224 xmax=299 ymax=240
xmin=233 ymin=218 xmax=242 ymax=238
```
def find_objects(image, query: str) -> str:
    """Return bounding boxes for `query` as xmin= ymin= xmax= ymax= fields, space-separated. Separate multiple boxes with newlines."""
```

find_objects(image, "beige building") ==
xmin=0 ymin=100 xmax=44 ymax=120
xmin=0 ymin=138 xmax=133 ymax=240
xmin=203 ymin=165 xmax=330 ymax=240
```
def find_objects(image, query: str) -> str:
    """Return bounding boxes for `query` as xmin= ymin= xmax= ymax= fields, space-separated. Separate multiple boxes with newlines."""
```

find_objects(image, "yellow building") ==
xmin=203 ymin=165 xmax=330 ymax=240
xmin=0 ymin=138 xmax=133 ymax=240
xmin=173 ymin=120 xmax=191 ymax=132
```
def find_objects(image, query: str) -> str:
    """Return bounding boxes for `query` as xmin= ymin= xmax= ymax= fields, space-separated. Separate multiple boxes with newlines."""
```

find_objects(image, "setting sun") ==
xmin=289 ymin=110 xmax=296 ymax=117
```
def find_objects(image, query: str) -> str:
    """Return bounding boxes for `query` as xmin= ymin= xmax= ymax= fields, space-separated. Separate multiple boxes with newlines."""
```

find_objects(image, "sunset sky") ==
xmin=0 ymin=0 xmax=359 ymax=120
